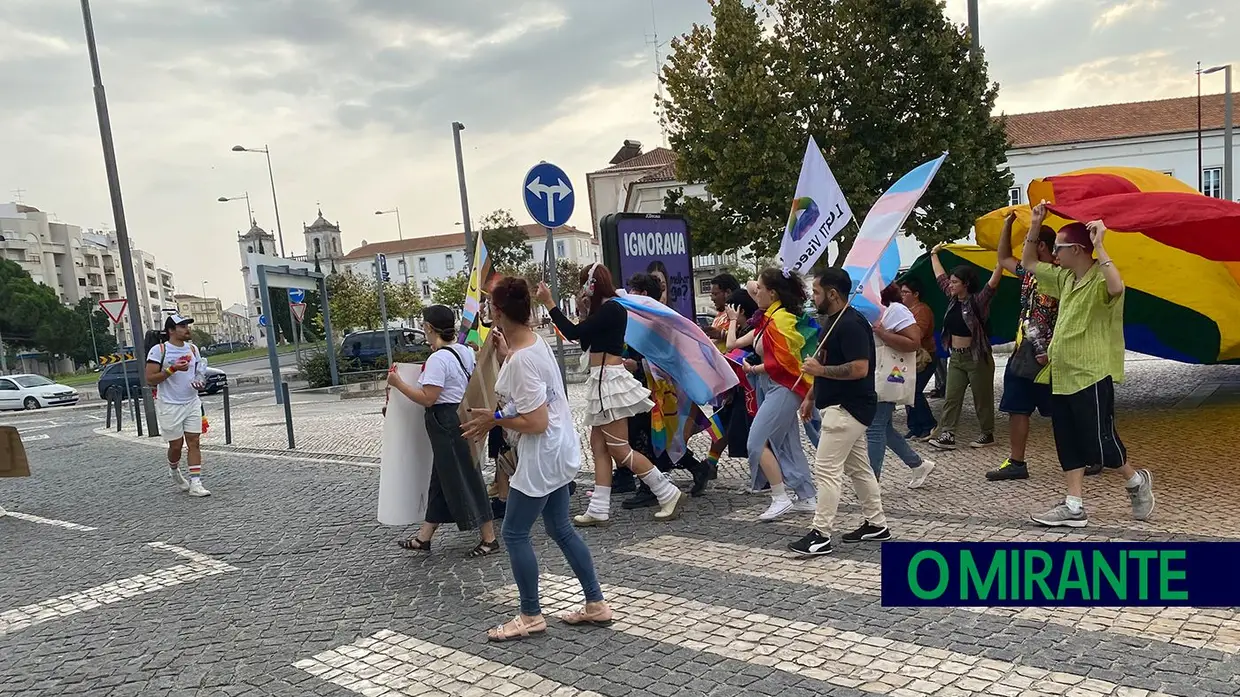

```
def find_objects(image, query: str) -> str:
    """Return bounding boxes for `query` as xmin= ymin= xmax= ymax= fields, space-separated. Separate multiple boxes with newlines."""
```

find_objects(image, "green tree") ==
xmin=479 ymin=209 xmax=533 ymax=272
xmin=386 ymin=282 xmax=424 ymax=324
xmin=191 ymin=327 xmax=216 ymax=347
xmin=326 ymin=271 xmax=373 ymax=332
xmin=71 ymin=297 xmax=118 ymax=364
xmin=431 ymin=271 xmax=469 ymax=309
xmin=0 ymin=259 xmax=65 ymax=353
xmin=660 ymin=0 xmax=1011 ymax=260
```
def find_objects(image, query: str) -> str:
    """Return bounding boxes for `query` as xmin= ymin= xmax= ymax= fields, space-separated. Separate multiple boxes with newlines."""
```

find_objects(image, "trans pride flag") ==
xmin=613 ymin=291 xmax=739 ymax=406
xmin=843 ymin=153 xmax=947 ymax=324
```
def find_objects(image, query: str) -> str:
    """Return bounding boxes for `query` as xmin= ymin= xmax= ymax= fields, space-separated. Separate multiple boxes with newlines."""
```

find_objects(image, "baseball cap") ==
xmin=164 ymin=313 xmax=194 ymax=330
xmin=421 ymin=305 xmax=456 ymax=332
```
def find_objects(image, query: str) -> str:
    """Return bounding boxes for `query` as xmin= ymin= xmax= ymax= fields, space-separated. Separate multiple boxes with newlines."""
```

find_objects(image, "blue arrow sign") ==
xmin=523 ymin=162 xmax=574 ymax=229
xmin=258 ymin=314 xmax=268 ymax=327
xmin=287 ymin=288 xmax=306 ymax=304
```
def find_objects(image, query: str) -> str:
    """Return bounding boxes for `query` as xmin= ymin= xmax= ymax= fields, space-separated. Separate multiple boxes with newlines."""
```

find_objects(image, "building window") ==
xmin=421 ymin=281 xmax=431 ymax=297
xmin=247 ymin=245 xmax=254 ymax=253
xmin=699 ymin=278 xmax=712 ymax=294
xmin=555 ymin=240 xmax=566 ymax=258
xmin=446 ymin=254 xmax=455 ymax=271
xmin=1203 ymin=167 xmax=1223 ymax=198
xmin=418 ymin=257 xmax=428 ymax=273
xmin=1007 ymin=187 xmax=1022 ymax=207
xmin=313 ymin=238 xmax=321 ymax=255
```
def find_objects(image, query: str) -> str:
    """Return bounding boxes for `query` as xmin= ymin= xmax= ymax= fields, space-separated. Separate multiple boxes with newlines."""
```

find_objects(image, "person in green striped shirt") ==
xmin=1019 ymin=202 xmax=1154 ymax=528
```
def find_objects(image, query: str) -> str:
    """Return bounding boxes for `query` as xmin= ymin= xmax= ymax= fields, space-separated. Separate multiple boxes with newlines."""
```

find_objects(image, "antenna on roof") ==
xmin=11 ymin=187 xmax=26 ymax=204
xmin=645 ymin=0 xmax=669 ymax=147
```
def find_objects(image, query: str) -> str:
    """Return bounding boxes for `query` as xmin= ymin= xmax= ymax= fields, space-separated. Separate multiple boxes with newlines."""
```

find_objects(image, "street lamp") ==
xmin=452 ymin=122 xmax=475 ymax=260
xmin=375 ymin=208 xmax=409 ymax=284
xmin=218 ymin=192 xmax=254 ymax=228
xmin=1204 ymin=64 xmax=1234 ymax=201
xmin=231 ymin=144 xmax=286 ymax=257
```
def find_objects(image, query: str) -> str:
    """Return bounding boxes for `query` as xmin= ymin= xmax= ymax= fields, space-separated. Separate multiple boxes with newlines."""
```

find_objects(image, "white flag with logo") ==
xmin=779 ymin=136 xmax=854 ymax=273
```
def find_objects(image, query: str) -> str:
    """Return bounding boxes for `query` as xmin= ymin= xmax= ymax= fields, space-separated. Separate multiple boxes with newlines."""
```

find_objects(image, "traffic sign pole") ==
xmin=546 ymin=227 xmax=566 ymax=386
xmin=523 ymin=161 xmax=575 ymax=385
xmin=375 ymin=255 xmax=393 ymax=369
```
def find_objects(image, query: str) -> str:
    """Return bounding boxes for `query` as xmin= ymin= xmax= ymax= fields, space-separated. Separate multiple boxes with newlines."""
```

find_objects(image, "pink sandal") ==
xmin=485 ymin=615 xmax=547 ymax=642
xmin=560 ymin=604 xmax=614 ymax=626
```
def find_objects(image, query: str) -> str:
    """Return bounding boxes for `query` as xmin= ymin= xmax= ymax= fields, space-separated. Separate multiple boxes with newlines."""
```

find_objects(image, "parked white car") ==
xmin=0 ymin=374 xmax=80 ymax=411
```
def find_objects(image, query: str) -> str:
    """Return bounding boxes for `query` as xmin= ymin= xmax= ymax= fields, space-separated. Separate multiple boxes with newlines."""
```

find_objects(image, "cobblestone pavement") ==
xmin=0 ymin=357 xmax=1236 ymax=695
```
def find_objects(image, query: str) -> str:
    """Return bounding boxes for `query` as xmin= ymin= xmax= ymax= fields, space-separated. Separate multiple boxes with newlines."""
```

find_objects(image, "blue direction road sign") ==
xmin=287 ymin=288 xmax=306 ymax=303
xmin=258 ymin=314 xmax=268 ymax=327
xmin=523 ymin=162 xmax=574 ymax=229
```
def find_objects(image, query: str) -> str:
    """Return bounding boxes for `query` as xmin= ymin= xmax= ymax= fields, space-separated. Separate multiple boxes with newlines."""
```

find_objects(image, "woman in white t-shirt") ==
xmin=462 ymin=277 xmax=611 ymax=643
xmin=869 ymin=284 xmax=935 ymax=488
xmin=387 ymin=305 xmax=498 ymax=557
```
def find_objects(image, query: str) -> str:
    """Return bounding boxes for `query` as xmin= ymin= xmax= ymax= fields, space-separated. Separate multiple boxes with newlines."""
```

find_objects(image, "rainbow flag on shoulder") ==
xmin=755 ymin=304 xmax=820 ymax=398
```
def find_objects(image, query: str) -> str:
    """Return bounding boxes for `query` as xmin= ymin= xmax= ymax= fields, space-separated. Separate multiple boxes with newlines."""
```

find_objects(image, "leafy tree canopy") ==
xmin=479 ymin=209 xmax=533 ymax=272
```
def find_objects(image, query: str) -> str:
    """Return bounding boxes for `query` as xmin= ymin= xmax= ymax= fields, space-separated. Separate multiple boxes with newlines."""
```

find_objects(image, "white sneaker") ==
xmin=573 ymin=511 xmax=609 ymax=527
xmin=759 ymin=497 xmax=795 ymax=521
xmin=791 ymin=497 xmax=817 ymax=513
xmin=170 ymin=468 xmax=190 ymax=492
xmin=907 ymin=460 xmax=936 ymax=489
xmin=188 ymin=480 xmax=211 ymax=497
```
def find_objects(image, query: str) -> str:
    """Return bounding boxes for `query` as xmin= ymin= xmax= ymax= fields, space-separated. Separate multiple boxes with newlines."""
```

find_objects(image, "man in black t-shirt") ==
xmin=790 ymin=268 xmax=890 ymax=557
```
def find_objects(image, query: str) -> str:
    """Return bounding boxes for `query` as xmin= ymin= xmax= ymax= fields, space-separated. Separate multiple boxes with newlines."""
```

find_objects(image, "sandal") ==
xmin=486 ymin=615 xmax=547 ymax=643
xmin=468 ymin=540 xmax=501 ymax=558
xmin=561 ymin=603 xmax=614 ymax=626
xmin=398 ymin=537 xmax=431 ymax=552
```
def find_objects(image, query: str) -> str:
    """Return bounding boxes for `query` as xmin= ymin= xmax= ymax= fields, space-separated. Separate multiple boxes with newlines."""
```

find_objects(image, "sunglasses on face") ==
xmin=1053 ymin=243 xmax=1083 ymax=254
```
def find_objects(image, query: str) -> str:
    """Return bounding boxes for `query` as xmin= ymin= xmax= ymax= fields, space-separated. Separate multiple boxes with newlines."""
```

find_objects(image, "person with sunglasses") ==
xmin=1021 ymin=202 xmax=1154 ymax=528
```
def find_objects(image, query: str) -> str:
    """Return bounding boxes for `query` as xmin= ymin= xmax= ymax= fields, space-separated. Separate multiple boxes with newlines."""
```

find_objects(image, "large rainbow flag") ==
xmin=754 ymin=304 xmax=819 ymax=398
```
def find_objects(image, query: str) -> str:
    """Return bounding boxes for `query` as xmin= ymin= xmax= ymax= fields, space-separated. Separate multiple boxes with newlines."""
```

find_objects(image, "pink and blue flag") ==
xmin=843 ymin=153 xmax=948 ymax=323
xmin=614 ymin=292 xmax=739 ymax=405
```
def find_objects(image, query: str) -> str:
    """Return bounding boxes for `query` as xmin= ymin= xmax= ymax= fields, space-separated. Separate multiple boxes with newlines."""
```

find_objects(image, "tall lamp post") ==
xmin=1204 ymin=64 xmax=1234 ymax=201
xmin=967 ymin=0 xmax=979 ymax=53
xmin=218 ymin=192 xmax=254 ymax=228
xmin=79 ymin=0 xmax=159 ymax=436
xmin=231 ymin=145 xmax=286 ymax=257
xmin=452 ymin=122 xmax=475 ymax=260
xmin=374 ymin=208 xmax=409 ymax=284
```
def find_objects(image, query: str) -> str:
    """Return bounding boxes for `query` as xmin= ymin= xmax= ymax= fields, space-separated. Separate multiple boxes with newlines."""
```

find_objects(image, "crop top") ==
xmin=549 ymin=299 xmax=627 ymax=356
xmin=943 ymin=302 xmax=970 ymax=338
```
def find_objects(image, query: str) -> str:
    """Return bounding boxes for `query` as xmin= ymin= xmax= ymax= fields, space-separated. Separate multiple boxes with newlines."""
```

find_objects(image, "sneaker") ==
xmin=188 ymin=480 xmax=211 ymax=498
xmin=986 ymin=458 xmax=1029 ymax=481
xmin=611 ymin=472 xmax=637 ymax=495
xmin=1127 ymin=469 xmax=1155 ymax=521
xmin=622 ymin=484 xmax=657 ymax=510
xmin=788 ymin=529 xmax=833 ymax=556
xmin=739 ymin=482 xmax=773 ymax=494
xmin=170 ymin=468 xmax=190 ymax=492
xmin=906 ymin=460 xmax=936 ymax=489
xmin=928 ymin=432 xmax=957 ymax=450
xmin=970 ymin=433 xmax=996 ymax=448
xmin=490 ymin=497 xmax=507 ymax=520
xmin=573 ymin=511 xmax=610 ymax=527
xmin=1030 ymin=502 xmax=1088 ymax=528
xmin=653 ymin=490 xmax=686 ymax=521
xmin=841 ymin=521 xmax=892 ymax=543
xmin=759 ymin=497 xmax=795 ymax=521
xmin=688 ymin=460 xmax=711 ymax=497
xmin=791 ymin=497 xmax=817 ymax=513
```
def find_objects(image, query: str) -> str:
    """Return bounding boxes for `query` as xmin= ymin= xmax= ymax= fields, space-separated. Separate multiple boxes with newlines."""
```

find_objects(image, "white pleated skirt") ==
xmin=583 ymin=365 xmax=654 ymax=428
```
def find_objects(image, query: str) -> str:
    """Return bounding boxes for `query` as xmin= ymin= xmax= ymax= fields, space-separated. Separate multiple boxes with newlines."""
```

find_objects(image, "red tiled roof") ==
xmin=1005 ymin=93 xmax=1229 ymax=149
xmin=637 ymin=163 xmax=678 ymax=183
xmin=341 ymin=223 xmax=590 ymax=261
xmin=591 ymin=147 xmax=676 ymax=173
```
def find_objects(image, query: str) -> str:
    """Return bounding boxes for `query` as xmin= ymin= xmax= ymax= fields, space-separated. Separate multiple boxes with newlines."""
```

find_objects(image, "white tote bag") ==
xmin=874 ymin=337 xmax=916 ymax=406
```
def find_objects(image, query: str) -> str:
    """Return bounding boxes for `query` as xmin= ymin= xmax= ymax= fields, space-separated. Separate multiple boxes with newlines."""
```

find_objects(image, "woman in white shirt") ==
xmin=869 ymin=285 xmax=935 ymax=488
xmin=462 ymin=277 xmax=611 ymax=643
xmin=388 ymin=305 xmax=499 ymax=557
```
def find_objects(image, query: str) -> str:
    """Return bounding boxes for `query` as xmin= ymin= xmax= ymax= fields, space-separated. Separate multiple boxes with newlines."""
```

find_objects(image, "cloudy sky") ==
xmin=0 ymin=0 xmax=1235 ymax=306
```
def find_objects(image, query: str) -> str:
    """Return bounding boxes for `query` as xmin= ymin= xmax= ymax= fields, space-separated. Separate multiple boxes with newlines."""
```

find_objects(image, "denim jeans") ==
xmin=904 ymin=357 xmax=939 ymax=436
xmin=803 ymin=410 xmax=822 ymax=449
xmin=502 ymin=484 xmax=604 ymax=616
xmin=867 ymin=402 xmax=923 ymax=479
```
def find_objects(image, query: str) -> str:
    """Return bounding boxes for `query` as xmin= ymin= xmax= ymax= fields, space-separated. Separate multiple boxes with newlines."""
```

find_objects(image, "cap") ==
xmin=164 ymin=313 xmax=194 ymax=330
xmin=421 ymin=305 xmax=456 ymax=332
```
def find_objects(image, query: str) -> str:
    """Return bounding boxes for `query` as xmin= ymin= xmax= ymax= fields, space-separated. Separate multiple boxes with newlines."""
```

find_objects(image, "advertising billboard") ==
xmin=600 ymin=213 xmax=694 ymax=320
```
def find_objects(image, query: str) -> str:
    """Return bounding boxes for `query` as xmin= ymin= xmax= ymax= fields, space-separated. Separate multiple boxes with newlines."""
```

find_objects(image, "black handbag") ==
xmin=1009 ymin=334 xmax=1043 ymax=380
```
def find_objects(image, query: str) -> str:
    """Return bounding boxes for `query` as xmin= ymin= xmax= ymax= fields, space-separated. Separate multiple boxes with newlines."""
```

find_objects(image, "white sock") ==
xmin=639 ymin=469 xmax=679 ymax=505
xmin=1125 ymin=472 xmax=1144 ymax=488
xmin=587 ymin=485 xmax=611 ymax=516
xmin=770 ymin=482 xmax=791 ymax=502
xmin=1065 ymin=496 xmax=1084 ymax=513
xmin=169 ymin=461 xmax=180 ymax=469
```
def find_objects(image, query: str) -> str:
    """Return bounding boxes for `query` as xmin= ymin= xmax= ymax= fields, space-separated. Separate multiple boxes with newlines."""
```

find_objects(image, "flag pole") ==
xmin=808 ymin=217 xmax=869 ymax=358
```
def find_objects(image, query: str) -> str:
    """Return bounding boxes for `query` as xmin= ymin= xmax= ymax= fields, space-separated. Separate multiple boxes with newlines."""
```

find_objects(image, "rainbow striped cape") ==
xmin=755 ymin=302 xmax=820 ymax=398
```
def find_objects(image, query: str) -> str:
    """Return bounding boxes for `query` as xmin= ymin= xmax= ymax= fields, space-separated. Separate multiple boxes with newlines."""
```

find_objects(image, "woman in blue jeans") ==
xmin=463 ymin=277 xmax=611 ymax=642
xmin=869 ymin=285 xmax=936 ymax=488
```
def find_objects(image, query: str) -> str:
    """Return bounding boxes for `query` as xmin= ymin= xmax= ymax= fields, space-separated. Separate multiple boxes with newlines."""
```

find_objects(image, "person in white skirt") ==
xmin=535 ymin=264 xmax=687 ymax=526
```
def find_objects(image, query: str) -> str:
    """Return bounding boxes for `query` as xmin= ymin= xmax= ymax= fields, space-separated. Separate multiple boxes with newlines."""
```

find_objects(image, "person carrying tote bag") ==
xmin=868 ymin=286 xmax=935 ymax=486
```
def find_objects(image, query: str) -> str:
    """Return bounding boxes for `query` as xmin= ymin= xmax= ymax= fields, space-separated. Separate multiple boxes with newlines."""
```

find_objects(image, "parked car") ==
xmin=341 ymin=328 xmax=428 ymax=369
xmin=97 ymin=360 xmax=227 ymax=400
xmin=696 ymin=313 xmax=717 ymax=332
xmin=0 ymin=374 xmax=80 ymax=410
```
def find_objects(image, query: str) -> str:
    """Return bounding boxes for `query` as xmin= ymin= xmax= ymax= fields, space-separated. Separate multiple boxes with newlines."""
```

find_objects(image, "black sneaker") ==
xmin=622 ymin=483 xmax=657 ymax=509
xmin=841 ymin=521 xmax=892 ymax=543
xmin=970 ymin=433 xmax=996 ymax=448
xmin=928 ymin=432 xmax=957 ymax=450
xmin=688 ymin=460 xmax=711 ymax=497
xmin=788 ymin=529 xmax=834 ymax=556
xmin=490 ymin=497 xmax=506 ymax=520
xmin=611 ymin=471 xmax=637 ymax=495
xmin=985 ymin=458 xmax=1029 ymax=481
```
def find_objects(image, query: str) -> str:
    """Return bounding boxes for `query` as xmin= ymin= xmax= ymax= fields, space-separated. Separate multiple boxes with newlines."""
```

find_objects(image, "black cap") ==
xmin=421 ymin=305 xmax=456 ymax=332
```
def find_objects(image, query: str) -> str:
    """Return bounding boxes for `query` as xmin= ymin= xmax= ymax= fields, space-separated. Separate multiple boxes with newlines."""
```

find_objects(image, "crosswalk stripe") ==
xmin=484 ymin=574 xmax=1171 ymax=697
xmin=293 ymin=629 xmax=604 ymax=696
xmin=2 ymin=511 xmax=97 ymax=531
xmin=0 ymin=543 xmax=236 ymax=637
xmin=618 ymin=534 xmax=1240 ymax=655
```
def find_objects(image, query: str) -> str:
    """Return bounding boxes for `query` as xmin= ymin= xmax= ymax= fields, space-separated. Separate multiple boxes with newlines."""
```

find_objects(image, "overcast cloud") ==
xmin=0 ymin=0 xmax=1235 ymax=305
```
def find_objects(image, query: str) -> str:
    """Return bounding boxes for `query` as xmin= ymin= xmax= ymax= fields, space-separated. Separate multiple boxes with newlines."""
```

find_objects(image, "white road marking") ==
xmin=2 ymin=511 xmax=96 ymax=531
xmin=293 ymin=629 xmax=604 ymax=696
xmin=22 ymin=434 xmax=50 ymax=441
xmin=0 ymin=542 xmax=237 ymax=637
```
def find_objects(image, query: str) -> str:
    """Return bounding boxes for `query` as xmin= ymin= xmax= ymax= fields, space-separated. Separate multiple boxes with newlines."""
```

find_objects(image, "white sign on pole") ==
xmin=779 ymin=136 xmax=854 ymax=273
xmin=99 ymin=298 xmax=128 ymax=324
xmin=290 ymin=302 xmax=307 ymax=323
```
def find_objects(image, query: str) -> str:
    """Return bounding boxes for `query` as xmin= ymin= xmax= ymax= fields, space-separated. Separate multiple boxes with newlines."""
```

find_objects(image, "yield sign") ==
xmin=99 ymin=298 xmax=128 ymax=324
xmin=289 ymin=302 xmax=307 ymax=323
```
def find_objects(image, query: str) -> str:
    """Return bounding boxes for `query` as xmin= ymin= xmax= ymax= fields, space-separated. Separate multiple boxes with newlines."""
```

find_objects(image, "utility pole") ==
xmin=452 ymin=122 xmax=474 ymax=260
xmin=967 ymin=0 xmax=979 ymax=54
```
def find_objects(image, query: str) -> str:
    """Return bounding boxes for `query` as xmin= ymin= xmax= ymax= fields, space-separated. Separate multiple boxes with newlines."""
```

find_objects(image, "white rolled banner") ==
xmin=377 ymin=363 xmax=433 ymax=526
